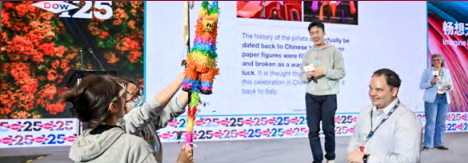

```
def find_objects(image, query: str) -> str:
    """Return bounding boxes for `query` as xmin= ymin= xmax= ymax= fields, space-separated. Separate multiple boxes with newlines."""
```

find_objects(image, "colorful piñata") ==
xmin=182 ymin=1 xmax=220 ymax=150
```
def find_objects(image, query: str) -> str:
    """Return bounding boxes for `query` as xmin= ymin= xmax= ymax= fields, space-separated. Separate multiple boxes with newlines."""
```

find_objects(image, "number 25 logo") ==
xmin=33 ymin=1 xmax=113 ymax=20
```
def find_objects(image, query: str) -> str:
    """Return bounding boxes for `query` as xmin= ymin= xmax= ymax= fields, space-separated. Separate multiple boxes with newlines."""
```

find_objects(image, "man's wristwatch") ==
xmin=363 ymin=154 xmax=370 ymax=163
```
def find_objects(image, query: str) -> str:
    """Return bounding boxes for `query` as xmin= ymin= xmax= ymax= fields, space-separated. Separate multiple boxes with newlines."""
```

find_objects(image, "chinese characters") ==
xmin=443 ymin=21 xmax=468 ymax=36
xmin=442 ymin=21 xmax=467 ymax=47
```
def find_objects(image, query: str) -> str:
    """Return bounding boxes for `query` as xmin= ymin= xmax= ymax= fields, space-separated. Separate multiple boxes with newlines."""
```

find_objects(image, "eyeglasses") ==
xmin=113 ymin=82 xmax=131 ymax=102
xmin=124 ymin=86 xmax=143 ymax=103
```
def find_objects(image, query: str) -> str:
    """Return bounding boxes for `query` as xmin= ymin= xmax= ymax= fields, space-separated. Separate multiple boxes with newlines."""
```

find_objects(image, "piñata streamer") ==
xmin=182 ymin=1 xmax=220 ymax=151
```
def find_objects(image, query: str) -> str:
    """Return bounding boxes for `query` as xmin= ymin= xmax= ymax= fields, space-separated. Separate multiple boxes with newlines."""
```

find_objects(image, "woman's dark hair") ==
xmin=61 ymin=74 xmax=123 ymax=128
xmin=115 ymin=77 xmax=136 ymax=85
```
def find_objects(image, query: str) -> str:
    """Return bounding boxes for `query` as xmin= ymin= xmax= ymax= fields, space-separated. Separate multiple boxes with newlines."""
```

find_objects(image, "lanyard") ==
xmin=365 ymin=100 xmax=400 ymax=142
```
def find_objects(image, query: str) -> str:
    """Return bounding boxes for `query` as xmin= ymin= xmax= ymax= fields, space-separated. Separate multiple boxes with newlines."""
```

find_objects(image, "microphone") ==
xmin=432 ymin=71 xmax=439 ymax=79
xmin=431 ymin=71 xmax=438 ymax=86
xmin=304 ymin=64 xmax=317 ymax=83
xmin=79 ymin=48 xmax=85 ymax=70
xmin=88 ymin=48 xmax=106 ymax=71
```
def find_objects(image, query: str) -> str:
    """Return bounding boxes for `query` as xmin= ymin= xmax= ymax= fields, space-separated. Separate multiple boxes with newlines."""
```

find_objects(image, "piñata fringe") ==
xmin=182 ymin=1 xmax=220 ymax=151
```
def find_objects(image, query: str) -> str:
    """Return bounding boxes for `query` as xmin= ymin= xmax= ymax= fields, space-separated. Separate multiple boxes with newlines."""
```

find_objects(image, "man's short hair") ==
xmin=308 ymin=21 xmax=325 ymax=32
xmin=372 ymin=68 xmax=401 ymax=89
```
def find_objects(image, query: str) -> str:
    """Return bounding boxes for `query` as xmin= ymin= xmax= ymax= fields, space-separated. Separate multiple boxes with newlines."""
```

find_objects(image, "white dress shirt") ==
xmin=436 ymin=70 xmax=447 ymax=94
xmin=348 ymin=98 xmax=423 ymax=163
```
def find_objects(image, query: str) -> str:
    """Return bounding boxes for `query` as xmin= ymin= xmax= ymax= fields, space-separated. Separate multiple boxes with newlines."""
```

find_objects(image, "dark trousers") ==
xmin=305 ymin=93 xmax=337 ymax=163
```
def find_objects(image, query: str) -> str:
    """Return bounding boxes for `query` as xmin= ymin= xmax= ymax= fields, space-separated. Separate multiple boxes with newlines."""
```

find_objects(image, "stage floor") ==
xmin=1 ymin=132 xmax=466 ymax=163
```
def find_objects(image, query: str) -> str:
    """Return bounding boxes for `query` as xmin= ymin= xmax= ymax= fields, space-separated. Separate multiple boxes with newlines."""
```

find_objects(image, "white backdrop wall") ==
xmin=146 ymin=1 xmax=463 ymax=142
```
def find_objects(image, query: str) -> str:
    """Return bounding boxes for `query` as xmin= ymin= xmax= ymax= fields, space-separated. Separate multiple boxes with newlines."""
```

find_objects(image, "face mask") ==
xmin=128 ymin=95 xmax=145 ymax=109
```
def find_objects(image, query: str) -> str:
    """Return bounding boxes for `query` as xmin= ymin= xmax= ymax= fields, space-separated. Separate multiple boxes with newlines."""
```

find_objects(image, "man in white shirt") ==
xmin=347 ymin=68 xmax=422 ymax=163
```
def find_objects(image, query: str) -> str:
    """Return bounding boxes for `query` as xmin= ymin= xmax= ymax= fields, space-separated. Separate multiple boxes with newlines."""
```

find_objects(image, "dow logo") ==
xmin=32 ymin=1 xmax=78 ymax=14
xmin=32 ymin=1 xmax=113 ymax=20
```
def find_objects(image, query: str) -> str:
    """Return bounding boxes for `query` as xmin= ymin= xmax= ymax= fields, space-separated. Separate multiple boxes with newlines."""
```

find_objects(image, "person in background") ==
xmin=269 ymin=8 xmax=282 ymax=20
xmin=347 ymin=68 xmax=422 ymax=163
xmin=420 ymin=54 xmax=454 ymax=151
xmin=63 ymin=74 xmax=158 ymax=163
xmin=299 ymin=21 xmax=346 ymax=163
xmin=114 ymin=73 xmax=193 ymax=163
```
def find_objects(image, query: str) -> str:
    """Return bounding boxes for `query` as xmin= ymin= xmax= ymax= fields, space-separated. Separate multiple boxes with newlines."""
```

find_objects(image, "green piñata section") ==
xmin=202 ymin=1 xmax=219 ymax=15
xmin=189 ymin=91 xmax=200 ymax=107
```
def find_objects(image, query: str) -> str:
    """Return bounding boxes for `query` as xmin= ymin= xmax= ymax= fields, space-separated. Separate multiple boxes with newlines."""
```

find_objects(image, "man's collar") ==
xmin=314 ymin=42 xmax=327 ymax=48
xmin=373 ymin=98 xmax=399 ymax=114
